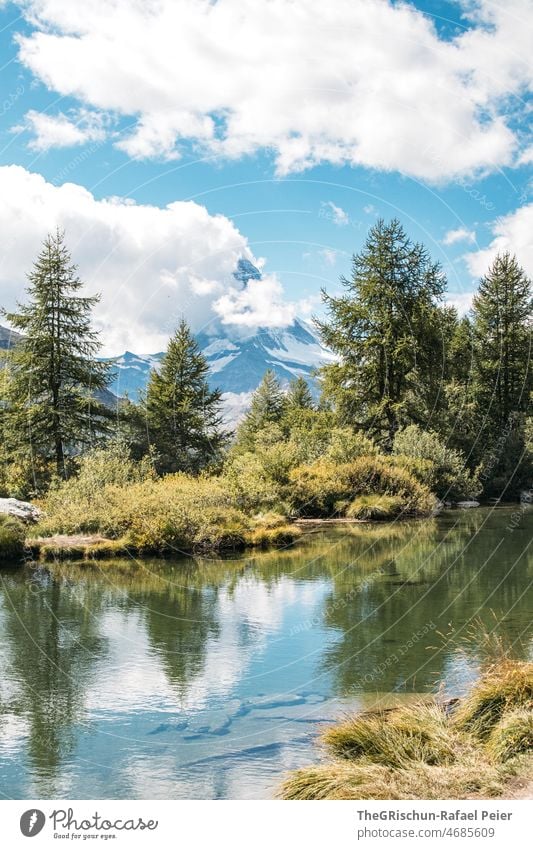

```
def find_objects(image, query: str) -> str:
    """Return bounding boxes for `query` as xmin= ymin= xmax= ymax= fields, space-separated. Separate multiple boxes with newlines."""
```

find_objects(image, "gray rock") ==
xmin=456 ymin=500 xmax=480 ymax=509
xmin=0 ymin=498 xmax=42 ymax=523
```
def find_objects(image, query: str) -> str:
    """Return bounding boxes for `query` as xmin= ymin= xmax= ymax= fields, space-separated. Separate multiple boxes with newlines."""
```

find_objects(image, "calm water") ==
xmin=0 ymin=508 xmax=531 ymax=799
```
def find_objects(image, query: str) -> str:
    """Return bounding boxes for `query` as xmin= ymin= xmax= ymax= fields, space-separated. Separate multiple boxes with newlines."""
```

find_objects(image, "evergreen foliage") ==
xmin=2 ymin=230 xmax=111 ymax=483
xmin=317 ymin=218 xmax=446 ymax=447
xmin=144 ymin=319 xmax=225 ymax=474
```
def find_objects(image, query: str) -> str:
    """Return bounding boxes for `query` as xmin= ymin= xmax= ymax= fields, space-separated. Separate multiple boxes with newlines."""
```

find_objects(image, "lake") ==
xmin=0 ymin=507 xmax=531 ymax=799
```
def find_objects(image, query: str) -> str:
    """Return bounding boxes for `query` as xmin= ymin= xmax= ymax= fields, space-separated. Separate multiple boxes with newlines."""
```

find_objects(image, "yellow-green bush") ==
xmin=0 ymin=514 xmax=26 ymax=562
xmin=289 ymin=456 xmax=436 ymax=518
xmin=280 ymin=661 xmax=533 ymax=801
xmin=38 ymin=470 xmax=297 ymax=554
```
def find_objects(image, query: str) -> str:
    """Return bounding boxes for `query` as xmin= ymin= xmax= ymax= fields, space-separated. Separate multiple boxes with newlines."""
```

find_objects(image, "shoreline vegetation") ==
xmin=1 ymin=220 xmax=532 ymax=564
xmin=280 ymin=658 xmax=533 ymax=800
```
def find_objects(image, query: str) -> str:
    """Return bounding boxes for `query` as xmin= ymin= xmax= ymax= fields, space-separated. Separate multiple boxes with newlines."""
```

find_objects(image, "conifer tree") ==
xmin=470 ymin=253 xmax=533 ymax=496
xmin=286 ymin=376 xmax=314 ymax=412
xmin=2 ymin=230 xmax=111 ymax=480
xmin=235 ymin=369 xmax=286 ymax=449
xmin=472 ymin=252 xmax=532 ymax=433
xmin=144 ymin=319 xmax=225 ymax=473
xmin=317 ymin=218 xmax=446 ymax=447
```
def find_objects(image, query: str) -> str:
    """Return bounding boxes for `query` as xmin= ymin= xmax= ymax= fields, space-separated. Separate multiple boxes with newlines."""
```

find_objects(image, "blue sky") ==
xmin=0 ymin=0 xmax=531 ymax=353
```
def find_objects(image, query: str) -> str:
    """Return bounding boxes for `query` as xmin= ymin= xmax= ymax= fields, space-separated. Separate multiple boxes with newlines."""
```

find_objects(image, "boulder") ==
xmin=456 ymin=500 xmax=480 ymax=509
xmin=0 ymin=498 xmax=42 ymax=523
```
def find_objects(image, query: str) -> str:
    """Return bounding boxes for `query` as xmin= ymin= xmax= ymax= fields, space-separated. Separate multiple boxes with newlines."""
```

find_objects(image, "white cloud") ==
xmin=442 ymin=227 xmax=476 ymax=246
xmin=464 ymin=202 xmax=533 ymax=280
xmin=320 ymin=201 xmax=349 ymax=227
xmin=213 ymin=272 xmax=296 ymax=328
xmin=0 ymin=165 xmax=301 ymax=353
xmin=445 ymin=291 xmax=474 ymax=314
xmin=13 ymin=0 xmax=532 ymax=179
xmin=17 ymin=109 xmax=105 ymax=151
xmin=319 ymin=248 xmax=339 ymax=266
xmin=517 ymin=146 xmax=533 ymax=166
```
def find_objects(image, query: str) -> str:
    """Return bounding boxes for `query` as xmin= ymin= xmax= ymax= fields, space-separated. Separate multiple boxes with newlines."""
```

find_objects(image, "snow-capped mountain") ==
xmin=106 ymin=318 xmax=334 ymax=408
xmin=106 ymin=258 xmax=335 ymax=415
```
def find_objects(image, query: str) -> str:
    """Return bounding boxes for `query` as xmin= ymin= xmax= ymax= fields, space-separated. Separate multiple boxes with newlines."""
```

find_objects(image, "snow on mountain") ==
xmin=105 ymin=259 xmax=335 ymax=416
xmin=105 ymin=317 xmax=333 ymax=411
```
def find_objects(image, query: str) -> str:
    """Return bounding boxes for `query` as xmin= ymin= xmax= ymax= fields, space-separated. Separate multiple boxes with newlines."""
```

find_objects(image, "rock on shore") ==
xmin=0 ymin=498 xmax=42 ymax=523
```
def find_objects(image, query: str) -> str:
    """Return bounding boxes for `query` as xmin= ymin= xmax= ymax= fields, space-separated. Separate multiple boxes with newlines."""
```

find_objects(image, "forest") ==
xmin=1 ymin=218 xmax=532 ymax=559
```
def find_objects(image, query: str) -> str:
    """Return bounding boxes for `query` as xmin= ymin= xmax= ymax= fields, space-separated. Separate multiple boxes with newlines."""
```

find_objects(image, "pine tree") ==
xmin=286 ymin=376 xmax=314 ymax=411
xmin=235 ymin=369 xmax=286 ymax=449
xmin=472 ymin=252 xmax=532 ymax=433
xmin=317 ymin=218 xmax=446 ymax=447
xmin=2 ymin=230 xmax=111 ymax=481
xmin=470 ymin=253 xmax=533 ymax=497
xmin=144 ymin=319 xmax=225 ymax=473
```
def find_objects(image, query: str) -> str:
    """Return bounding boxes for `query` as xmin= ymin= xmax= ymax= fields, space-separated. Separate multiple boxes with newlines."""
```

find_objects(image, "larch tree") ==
xmin=317 ymin=218 xmax=446 ymax=448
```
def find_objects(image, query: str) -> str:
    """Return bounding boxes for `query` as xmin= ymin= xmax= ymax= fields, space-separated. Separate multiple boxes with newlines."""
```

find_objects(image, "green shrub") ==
xmin=393 ymin=425 xmax=480 ymax=501
xmin=289 ymin=456 xmax=435 ymax=518
xmin=0 ymin=514 xmax=25 ymax=562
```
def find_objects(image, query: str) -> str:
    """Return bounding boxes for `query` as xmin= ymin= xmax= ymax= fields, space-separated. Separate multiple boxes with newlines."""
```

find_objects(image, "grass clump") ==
xmin=280 ymin=661 xmax=533 ymax=800
xmin=346 ymin=494 xmax=405 ymax=521
xmin=323 ymin=702 xmax=457 ymax=768
xmin=0 ymin=514 xmax=26 ymax=562
xmin=487 ymin=709 xmax=533 ymax=763
xmin=453 ymin=660 xmax=533 ymax=739
xmin=280 ymin=756 xmax=508 ymax=801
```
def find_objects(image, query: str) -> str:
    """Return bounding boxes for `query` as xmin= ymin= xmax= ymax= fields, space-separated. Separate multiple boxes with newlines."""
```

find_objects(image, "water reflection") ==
xmin=0 ymin=508 xmax=531 ymax=799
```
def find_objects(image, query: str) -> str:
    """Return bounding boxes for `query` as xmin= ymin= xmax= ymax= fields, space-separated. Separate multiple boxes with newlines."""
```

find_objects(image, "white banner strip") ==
xmin=1 ymin=799 xmax=531 ymax=848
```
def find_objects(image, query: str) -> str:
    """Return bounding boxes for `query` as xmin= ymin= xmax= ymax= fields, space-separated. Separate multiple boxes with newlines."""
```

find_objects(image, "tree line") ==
xmin=1 ymin=220 xmax=531 ymax=501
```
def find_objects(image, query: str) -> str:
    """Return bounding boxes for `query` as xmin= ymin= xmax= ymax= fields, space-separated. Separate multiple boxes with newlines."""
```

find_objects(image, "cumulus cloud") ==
xmin=16 ymin=109 xmax=105 ymax=151
xmin=0 ymin=165 xmax=301 ymax=353
xmin=13 ymin=0 xmax=532 ymax=179
xmin=442 ymin=227 xmax=477 ymax=246
xmin=213 ymin=272 xmax=297 ymax=328
xmin=320 ymin=201 xmax=349 ymax=227
xmin=464 ymin=202 xmax=533 ymax=280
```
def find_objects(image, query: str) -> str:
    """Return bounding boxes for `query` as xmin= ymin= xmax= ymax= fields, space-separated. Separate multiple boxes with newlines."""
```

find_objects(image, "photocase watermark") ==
xmin=288 ymin=564 xmax=391 ymax=636
xmin=50 ymin=139 xmax=106 ymax=186
xmin=478 ymin=412 xmax=517 ymax=483
xmin=20 ymin=809 xmax=45 ymax=837
xmin=346 ymin=620 xmax=437 ymax=692
xmin=318 ymin=202 xmax=367 ymax=232
xmin=0 ymin=84 xmax=25 ymax=118
xmin=506 ymin=488 xmax=533 ymax=532
xmin=19 ymin=806 xmax=159 ymax=839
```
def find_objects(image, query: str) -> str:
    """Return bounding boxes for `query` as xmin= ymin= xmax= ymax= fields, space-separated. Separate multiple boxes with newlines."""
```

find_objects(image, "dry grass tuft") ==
xmin=322 ymin=702 xmax=457 ymax=767
xmin=280 ymin=661 xmax=533 ymax=800
xmin=453 ymin=660 xmax=533 ymax=739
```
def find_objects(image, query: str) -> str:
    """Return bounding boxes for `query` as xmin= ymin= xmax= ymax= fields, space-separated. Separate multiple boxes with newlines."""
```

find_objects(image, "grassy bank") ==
xmin=280 ymin=659 xmax=533 ymax=800
xmin=11 ymin=438 xmax=446 ymax=562
xmin=31 ymin=468 xmax=300 ymax=558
